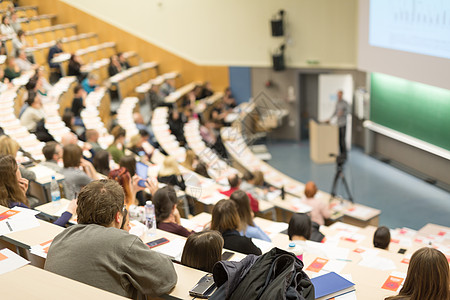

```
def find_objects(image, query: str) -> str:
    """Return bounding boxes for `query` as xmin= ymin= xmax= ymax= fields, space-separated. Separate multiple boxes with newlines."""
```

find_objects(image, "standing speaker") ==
xmin=272 ymin=53 xmax=285 ymax=71
xmin=271 ymin=19 xmax=284 ymax=36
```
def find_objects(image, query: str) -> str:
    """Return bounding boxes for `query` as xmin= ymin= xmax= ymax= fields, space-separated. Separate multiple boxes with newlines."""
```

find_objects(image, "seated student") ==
xmin=108 ymin=54 xmax=122 ymax=77
xmin=118 ymin=52 xmax=130 ymax=70
xmin=20 ymin=91 xmax=54 ymax=142
xmin=223 ymin=87 xmax=237 ymax=110
xmin=0 ymin=155 xmax=76 ymax=227
xmin=301 ymin=181 xmax=331 ymax=226
xmin=61 ymin=144 xmax=98 ymax=200
xmin=85 ymin=129 xmax=103 ymax=153
xmin=153 ymin=186 xmax=193 ymax=237
xmin=220 ymin=174 xmax=259 ymax=213
xmin=159 ymin=77 xmax=176 ymax=97
xmin=81 ymin=73 xmax=98 ymax=94
xmin=0 ymin=135 xmax=36 ymax=181
xmin=71 ymin=84 xmax=87 ymax=124
xmin=229 ymin=190 xmax=271 ymax=242
xmin=15 ymin=50 xmax=35 ymax=72
xmin=45 ymin=180 xmax=177 ymax=299
xmin=109 ymin=167 xmax=150 ymax=209
xmin=148 ymin=79 xmax=165 ymax=109
xmin=107 ymin=126 xmax=126 ymax=164
xmin=200 ymin=81 xmax=214 ymax=99
xmin=40 ymin=141 xmax=63 ymax=172
xmin=47 ymin=40 xmax=63 ymax=69
xmin=288 ymin=213 xmax=325 ymax=243
xmin=373 ymin=226 xmax=391 ymax=250
xmin=158 ymin=156 xmax=186 ymax=191
xmin=119 ymin=155 xmax=137 ymax=177
xmin=168 ymin=108 xmax=186 ymax=145
xmin=211 ymin=199 xmax=262 ymax=255
xmin=385 ymin=247 xmax=449 ymax=300
xmin=67 ymin=54 xmax=84 ymax=82
xmin=92 ymin=149 xmax=111 ymax=176
xmin=128 ymin=133 xmax=153 ymax=160
xmin=181 ymin=149 xmax=208 ymax=176
xmin=62 ymin=110 xmax=85 ymax=141
xmin=181 ymin=230 xmax=224 ymax=273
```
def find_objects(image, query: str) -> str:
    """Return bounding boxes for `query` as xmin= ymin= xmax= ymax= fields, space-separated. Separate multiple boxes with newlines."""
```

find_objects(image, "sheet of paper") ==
xmin=0 ymin=248 xmax=30 ymax=275
xmin=0 ymin=210 xmax=40 ymax=235
xmin=152 ymin=238 xmax=186 ymax=262
xmin=322 ymin=259 xmax=348 ymax=273
xmin=30 ymin=239 xmax=53 ymax=259
xmin=251 ymin=238 xmax=273 ymax=254
xmin=306 ymin=257 xmax=329 ymax=272
xmin=180 ymin=218 xmax=206 ymax=233
xmin=329 ymin=222 xmax=361 ymax=233
xmin=129 ymin=220 xmax=147 ymax=237
xmin=358 ymin=254 xmax=396 ymax=271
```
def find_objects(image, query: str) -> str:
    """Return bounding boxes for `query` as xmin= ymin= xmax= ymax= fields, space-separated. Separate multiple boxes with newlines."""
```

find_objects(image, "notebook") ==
xmin=310 ymin=272 xmax=355 ymax=300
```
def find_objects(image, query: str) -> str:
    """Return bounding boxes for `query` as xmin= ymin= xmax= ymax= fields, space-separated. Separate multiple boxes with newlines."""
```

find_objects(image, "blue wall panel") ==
xmin=229 ymin=66 xmax=252 ymax=104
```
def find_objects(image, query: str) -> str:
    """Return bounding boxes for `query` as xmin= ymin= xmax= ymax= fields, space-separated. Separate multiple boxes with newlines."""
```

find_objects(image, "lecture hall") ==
xmin=0 ymin=0 xmax=449 ymax=299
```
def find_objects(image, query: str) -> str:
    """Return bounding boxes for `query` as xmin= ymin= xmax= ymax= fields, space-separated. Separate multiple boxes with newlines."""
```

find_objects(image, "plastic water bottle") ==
xmin=287 ymin=242 xmax=304 ymax=261
xmin=145 ymin=201 xmax=156 ymax=236
xmin=50 ymin=175 xmax=61 ymax=206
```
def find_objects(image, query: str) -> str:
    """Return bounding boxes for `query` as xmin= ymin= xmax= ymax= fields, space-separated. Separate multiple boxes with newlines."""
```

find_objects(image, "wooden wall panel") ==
xmin=20 ymin=0 xmax=229 ymax=91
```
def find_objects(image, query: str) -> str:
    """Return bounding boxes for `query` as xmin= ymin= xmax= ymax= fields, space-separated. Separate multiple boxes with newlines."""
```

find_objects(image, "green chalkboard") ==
xmin=370 ymin=73 xmax=450 ymax=151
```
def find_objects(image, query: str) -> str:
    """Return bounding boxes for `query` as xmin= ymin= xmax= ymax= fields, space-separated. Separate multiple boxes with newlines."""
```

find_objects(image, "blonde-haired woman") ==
xmin=158 ymin=156 xmax=185 ymax=191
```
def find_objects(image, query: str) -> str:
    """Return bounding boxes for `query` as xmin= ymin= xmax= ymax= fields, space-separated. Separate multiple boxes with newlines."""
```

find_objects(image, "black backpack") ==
xmin=211 ymin=247 xmax=315 ymax=300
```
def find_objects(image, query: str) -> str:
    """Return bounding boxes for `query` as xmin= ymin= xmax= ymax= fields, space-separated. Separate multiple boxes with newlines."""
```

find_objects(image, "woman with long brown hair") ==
xmin=0 ymin=155 xmax=75 ymax=226
xmin=211 ymin=199 xmax=261 ymax=255
xmin=181 ymin=230 xmax=224 ymax=273
xmin=229 ymin=190 xmax=271 ymax=242
xmin=385 ymin=247 xmax=449 ymax=300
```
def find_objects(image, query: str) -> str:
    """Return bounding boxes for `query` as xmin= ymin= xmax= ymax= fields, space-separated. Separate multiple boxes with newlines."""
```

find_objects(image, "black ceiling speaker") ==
xmin=271 ymin=10 xmax=285 ymax=37
xmin=272 ymin=44 xmax=286 ymax=71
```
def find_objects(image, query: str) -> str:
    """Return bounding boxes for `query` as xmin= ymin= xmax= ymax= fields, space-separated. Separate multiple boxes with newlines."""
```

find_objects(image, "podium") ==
xmin=309 ymin=119 xmax=339 ymax=163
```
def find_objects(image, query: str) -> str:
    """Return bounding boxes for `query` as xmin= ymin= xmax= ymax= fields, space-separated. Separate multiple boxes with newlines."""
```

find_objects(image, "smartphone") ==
xmin=398 ymin=248 xmax=407 ymax=254
xmin=221 ymin=251 xmax=234 ymax=261
xmin=189 ymin=273 xmax=216 ymax=298
xmin=135 ymin=161 xmax=149 ymax=187
xmin=146 ymin=237 xmax=169 ymax=248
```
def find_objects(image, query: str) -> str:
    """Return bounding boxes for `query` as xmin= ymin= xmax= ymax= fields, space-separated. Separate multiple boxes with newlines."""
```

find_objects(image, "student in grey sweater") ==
xmin=45 ymin=180 xmax=177 ymax=299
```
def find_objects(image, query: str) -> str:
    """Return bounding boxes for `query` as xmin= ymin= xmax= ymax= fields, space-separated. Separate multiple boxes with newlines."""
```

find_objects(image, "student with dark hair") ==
xmin=61 ymin=144 xmax=98 ymax=199
xmin=373 ymin=226 xmax=391 ymax=250
xmin=0 ymin=155 xmax=75 ymax=226
xmin=92 ymin=149 xmax=110 ymax=176
xmin=153 ymin=186 xmax=192 ymax=237
xmin=119 ymin=155 xmax=137 ymax=177
xmin=108 ymin=54 xmax=122 ymax=77
xmin=118 ymin=52 xmax=130 ymax=70
xmin=229 ymin=190 xmax=270 ymax=242
xmin=40 ymin=141 xmax=63 ymax=172
xmin=385 ymin=247 xmax=449 ymax=300
xmin=181 ymin=230 xmax=224 ymax=273
xmin=211 ymin=199 xmax=262 ymax=255
xmin=288 ymin=213 xmax=312 ymax=241
xmin=45 ymin=180 xmax=177 ymax=299
xmin=71 ymin=84 xmax=86 ymax=120
xmin=67 ymin=54 xmax=84 ymax=82
xmin=220 ymin=174 xmax=259 ymax=212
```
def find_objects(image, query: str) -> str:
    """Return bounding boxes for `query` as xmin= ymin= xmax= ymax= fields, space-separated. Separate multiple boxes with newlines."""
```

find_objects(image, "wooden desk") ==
xmin=0 ymin=265 xmax=129 ymax=300
xmin=0 ymin=205 xmax=64 ymax=267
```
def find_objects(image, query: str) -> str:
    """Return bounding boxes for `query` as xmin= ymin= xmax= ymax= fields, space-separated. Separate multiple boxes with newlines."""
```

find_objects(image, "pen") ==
xmin=336 ymin=258 xmax=352 ymax=262
xmin=5 ymin=220 xmax=12 ymax=232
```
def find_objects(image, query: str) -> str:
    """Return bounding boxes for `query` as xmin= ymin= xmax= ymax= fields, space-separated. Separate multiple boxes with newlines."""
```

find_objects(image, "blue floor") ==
xmin=265 ymin=141 xmax=450 ymax=230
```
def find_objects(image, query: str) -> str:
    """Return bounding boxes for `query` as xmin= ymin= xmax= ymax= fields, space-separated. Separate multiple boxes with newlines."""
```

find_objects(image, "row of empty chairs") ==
xmin=25 ymin=23 xmax=77 ymax=45
xmin=109 ymin=61 xmax=158 ymax=99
